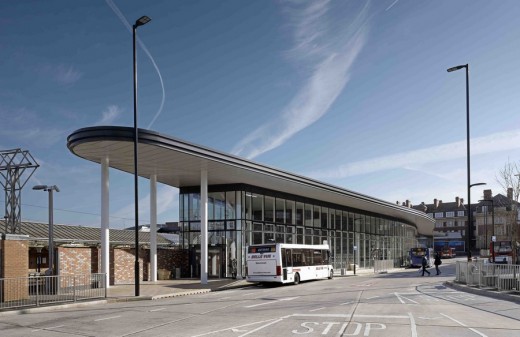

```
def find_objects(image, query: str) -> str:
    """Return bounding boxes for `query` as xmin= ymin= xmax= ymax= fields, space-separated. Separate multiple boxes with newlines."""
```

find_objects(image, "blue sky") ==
xmin=1 ymin=0 xmax=520 ymax=229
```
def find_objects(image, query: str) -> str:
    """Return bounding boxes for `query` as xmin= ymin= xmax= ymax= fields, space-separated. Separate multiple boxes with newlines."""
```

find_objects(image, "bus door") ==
xmin=282 ymin=248 xmax=292 ymax=281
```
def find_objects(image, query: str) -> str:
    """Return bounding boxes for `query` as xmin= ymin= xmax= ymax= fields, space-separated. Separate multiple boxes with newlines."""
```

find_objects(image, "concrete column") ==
xmin=150 ymin=174 xmax=157 ymax=282
xmin=101 ymin=156 xmax=110 ymax=288
xmin=201 ymin=169 xmax=208 ymax=284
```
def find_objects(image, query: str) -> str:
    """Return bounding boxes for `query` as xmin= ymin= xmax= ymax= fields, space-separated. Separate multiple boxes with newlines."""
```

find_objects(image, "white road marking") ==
xmin=395 ymin=293 xmax=419 ymax=304
xmin=244 ymin=296 xmax=299 ymax=308
xmin=95 ymin=316 xmax=121 ymax=321
xmin=149 ymin=308 xmax=166 ymax=312
xmin=440 ymin=313 xmax=488 ymax=337
xmin=191 ymin=318 xmax=278 ymax=337
xmin=290 ymin=313 xmax=409 ymax=319
xmin=340 ymin=301 xmax=352 ymax=305
xmin=32 ymin=325 xmax=65 ymax=332
xmin=408 ymin=312 xmax=418 ymax=337
xmin=394 ymin=292 xmax=405 ymax=304
xmin=291 ymin=313 xmax=351 ymax=318
xmin=309 ymin=307 xmax=325 ymax=312
xmin=356 ymin=314 xmax=409 ymax=319
xmin=238 ymin=318 xmax=283 ymax=337
xmin=366 ymin=296 xmax=379 ymax=300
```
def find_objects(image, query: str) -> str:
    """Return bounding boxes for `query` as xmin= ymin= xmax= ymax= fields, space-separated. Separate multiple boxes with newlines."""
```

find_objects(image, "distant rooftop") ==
xmin=0 ymin=220 xmax=177 ymax=247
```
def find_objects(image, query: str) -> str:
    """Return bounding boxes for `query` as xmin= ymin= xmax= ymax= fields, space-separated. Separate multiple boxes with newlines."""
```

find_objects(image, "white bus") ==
xmin=246 ymin=243 xmax=333 ymax=285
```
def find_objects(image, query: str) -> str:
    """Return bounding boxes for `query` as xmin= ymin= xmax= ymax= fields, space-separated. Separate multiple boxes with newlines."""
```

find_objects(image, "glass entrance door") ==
xmin=192 ymin=245 xmax=225 ymax=279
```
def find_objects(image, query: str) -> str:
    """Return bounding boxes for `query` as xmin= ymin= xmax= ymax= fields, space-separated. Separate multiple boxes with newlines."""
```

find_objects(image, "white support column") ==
xmin=201 ymin=169 xmax=208 ymax=284
xmin=150 ymin=174 xmax=157 ymax=282
xmin=101 ymin=156 xmax=110 ymax=288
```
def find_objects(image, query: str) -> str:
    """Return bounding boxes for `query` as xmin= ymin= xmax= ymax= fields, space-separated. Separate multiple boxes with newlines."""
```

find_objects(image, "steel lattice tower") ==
xmin=0 ymin=149 xmax=39 ymax=234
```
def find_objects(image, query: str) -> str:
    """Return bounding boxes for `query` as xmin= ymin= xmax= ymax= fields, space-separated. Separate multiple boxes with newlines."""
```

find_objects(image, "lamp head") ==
xmin=447 ymin=64 xmax=467 ymax=72
xmin=135 ymin=16 xmax=151 ymax=28
xmin=33 ymin=185 xmax=59 ymax=192
xmin=470 ymin=182 xmax=486 ymax=188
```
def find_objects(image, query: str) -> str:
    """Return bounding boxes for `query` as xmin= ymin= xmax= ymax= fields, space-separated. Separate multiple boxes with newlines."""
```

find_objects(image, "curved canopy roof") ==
xmin=67 ymin=126 xmax=434 ymax=236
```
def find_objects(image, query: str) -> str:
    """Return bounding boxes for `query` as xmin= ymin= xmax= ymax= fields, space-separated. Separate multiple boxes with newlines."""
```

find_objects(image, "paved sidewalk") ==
xmin=445 ymin=280 xmax=520 ymax=304
xmin=107 ymin=278 xmax=253 ymax=301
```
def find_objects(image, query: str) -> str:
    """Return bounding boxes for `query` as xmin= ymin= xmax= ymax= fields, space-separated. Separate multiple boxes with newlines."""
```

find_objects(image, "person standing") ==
xmin=421 ymin=255 xmax=430 ymax=276
xmin=434 ymin=253 xmax=442 ymax=275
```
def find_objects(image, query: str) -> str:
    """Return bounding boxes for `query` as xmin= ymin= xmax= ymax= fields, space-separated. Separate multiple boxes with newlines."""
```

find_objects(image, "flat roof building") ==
xmin=67 ymin=126 xmax=434 ymax=282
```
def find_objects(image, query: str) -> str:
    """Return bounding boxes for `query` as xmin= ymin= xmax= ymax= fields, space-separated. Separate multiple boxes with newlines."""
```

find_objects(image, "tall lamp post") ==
xmin=33 ymin=185 xmax=59 ymax=275
xmin=133 ymin=15 xmax=151 ymax=297
xmin=447 ymin=63 xmax=476 ymax=259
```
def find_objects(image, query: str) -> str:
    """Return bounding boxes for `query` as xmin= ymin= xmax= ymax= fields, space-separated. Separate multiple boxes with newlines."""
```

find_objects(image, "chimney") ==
xmin=508 ymin=187 xmax=513 ymax=200
xmin=483 ymin=189 xmax=492 ymax=200
xmin=434 ymin=198 xmax=439 ymax=208
xmin=460 ymin=198 xmax=464 ymax=205
xmin=456 ymin=196 xmax=460 ymax=207
xmin=421 ymin=202 xmax=427 ymax=212
xmin=405 ymin=200 xmax=410 ymax=207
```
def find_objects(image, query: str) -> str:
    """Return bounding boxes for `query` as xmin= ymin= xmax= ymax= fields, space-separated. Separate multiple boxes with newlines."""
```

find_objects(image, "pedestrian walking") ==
xmin=421 ymin=255 xmax=430 ymax=276
xmin=434 ymin=253 xmax=442 ymax=275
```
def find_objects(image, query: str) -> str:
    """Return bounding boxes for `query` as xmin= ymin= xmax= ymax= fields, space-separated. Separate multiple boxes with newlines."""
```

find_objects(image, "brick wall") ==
xmin=1 ymin=239 xmax=29 ymax=302
xmin=58 ymin=247 xmax=98 ymax=275
xmin=112 ymin=248 xmax=150 ymax=285
xmin=157 ymin=248 xmax=189 ymax=278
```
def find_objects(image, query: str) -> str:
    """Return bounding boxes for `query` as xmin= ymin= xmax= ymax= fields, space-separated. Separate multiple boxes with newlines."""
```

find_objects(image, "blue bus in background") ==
xmin=409 ymin=247 xmax=434 ymax=267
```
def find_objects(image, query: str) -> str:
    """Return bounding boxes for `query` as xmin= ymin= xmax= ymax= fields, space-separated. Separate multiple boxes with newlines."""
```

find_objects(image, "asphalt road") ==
xmin=1 ymin=259 xmax=519 ymax=336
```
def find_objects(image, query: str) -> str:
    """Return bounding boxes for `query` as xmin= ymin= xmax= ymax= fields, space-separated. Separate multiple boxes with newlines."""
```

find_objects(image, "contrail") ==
xmin=385 ymin=0 xmax=399 ymax=11
xmin=105 ymin=0 xmax=166 ymax=129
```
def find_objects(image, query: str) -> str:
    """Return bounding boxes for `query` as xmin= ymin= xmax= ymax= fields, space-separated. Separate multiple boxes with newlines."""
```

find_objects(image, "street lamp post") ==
xmin=133 ymin=15 xmax=151 ymax=297
xmin=448 ymin=64 xmax=476 ymax=259
xmin=33 ymin=185 xmax=60 ymax=275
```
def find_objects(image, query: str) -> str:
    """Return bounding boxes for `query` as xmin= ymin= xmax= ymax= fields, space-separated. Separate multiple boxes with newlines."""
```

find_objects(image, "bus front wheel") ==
xmin=293 ymin=273 xmax=300 ymax=285
xmin=328 ymin=270 xmax=334 ymax=279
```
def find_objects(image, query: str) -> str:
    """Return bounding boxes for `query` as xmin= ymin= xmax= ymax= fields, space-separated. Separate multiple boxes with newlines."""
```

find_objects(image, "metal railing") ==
xmin=0 ymin=273 xmax=106 ymax=311
xmin=455 ymin=261 xmax=520 ymax=292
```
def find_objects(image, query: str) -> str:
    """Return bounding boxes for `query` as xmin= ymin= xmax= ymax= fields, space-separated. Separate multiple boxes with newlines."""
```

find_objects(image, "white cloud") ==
xmin=42 ymin=64 xmax=82 ymax=85
xmin=95 ymin=105 xmax=122 ymax=125
xmin=232 ymin=1 xmax=370 ymax=159
xmin=305 ymin=129 xmax=520 ymax=179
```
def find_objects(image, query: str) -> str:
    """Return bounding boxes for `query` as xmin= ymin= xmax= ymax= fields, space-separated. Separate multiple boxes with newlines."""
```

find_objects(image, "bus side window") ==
xmin=313 ymin=250 xmax=322 ymax=265
xmin=303 ymin=249 xmax=312 ymax=266
xmin=322 ymin=250 xmax=329 ymax=264
xmin=285 ymin=249 xmax=292 ymax=267
xmin=293 ymin=250 xmax=302 ymax=267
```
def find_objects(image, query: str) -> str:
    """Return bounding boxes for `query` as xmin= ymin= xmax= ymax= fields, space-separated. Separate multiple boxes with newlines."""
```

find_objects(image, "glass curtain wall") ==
xmin=180 ymin=185 xmax=420 ymax=278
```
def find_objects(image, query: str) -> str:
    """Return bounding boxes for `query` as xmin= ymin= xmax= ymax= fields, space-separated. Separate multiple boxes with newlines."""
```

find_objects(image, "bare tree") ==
xmin=496 ymin=159 xmax=520 ymax=263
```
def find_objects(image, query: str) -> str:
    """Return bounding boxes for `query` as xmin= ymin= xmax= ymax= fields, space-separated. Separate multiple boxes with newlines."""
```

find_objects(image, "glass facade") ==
xmin=180 ymin=184 xmax=419 ymax=278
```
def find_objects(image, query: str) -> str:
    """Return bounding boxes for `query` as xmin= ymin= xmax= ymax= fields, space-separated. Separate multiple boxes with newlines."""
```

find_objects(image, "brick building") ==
xmin=412 ymin=196 xmax=468 ymax=252
xmin=0 ymin=220 xmax=186 ymax=285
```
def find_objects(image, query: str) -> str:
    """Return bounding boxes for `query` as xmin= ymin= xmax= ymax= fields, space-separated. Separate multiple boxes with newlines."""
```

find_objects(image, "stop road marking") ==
xmin=292 ymin=322 xmax=386 ymax=335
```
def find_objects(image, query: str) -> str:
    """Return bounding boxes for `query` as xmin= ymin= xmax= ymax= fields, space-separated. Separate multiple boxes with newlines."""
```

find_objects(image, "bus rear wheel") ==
xmin=328 ymin=270 xmax=334 ymax=279
xmin=293 ymin=273 xmax=300 ymax=285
